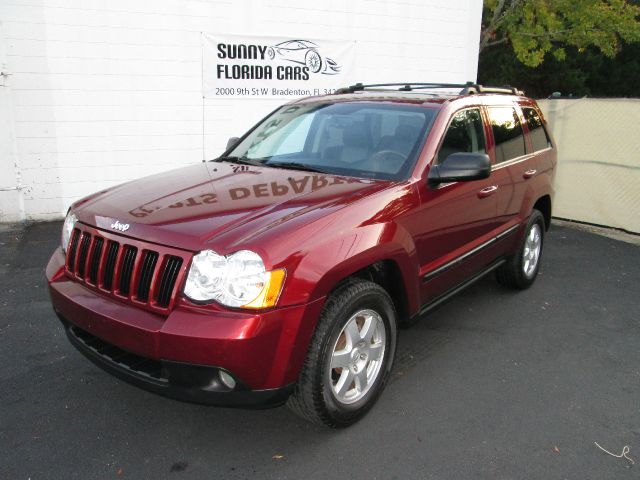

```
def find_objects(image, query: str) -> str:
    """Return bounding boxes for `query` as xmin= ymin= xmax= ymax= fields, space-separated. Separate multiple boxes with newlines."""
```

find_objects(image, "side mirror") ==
xmin=226 ymin=137 xmax=240 ymax=150
xmin=428 ymin=152 xmax=491 ymax=186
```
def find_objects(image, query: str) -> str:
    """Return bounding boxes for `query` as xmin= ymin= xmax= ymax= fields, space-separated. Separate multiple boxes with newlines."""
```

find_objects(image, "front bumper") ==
xmin=47 ymin=247 xmax=325 ymax=408
xmin=59 ymin=317 xmax=293 ymax=407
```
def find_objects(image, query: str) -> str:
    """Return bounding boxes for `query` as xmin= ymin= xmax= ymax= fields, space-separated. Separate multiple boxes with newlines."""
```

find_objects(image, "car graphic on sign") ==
xmin=267 ymin=40 xmax=341 ymax=75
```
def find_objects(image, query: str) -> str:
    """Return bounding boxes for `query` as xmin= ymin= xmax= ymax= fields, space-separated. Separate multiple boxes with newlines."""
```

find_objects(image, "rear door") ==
xmin=520 ymin=104 xmax=554 ymax=197
xmin=485 ymin=104 xmax=532 ymax=228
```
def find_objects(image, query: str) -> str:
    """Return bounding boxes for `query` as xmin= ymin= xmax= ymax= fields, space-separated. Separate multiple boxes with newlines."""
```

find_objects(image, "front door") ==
xmin=410 ymin=107 xmax=500 ymax=306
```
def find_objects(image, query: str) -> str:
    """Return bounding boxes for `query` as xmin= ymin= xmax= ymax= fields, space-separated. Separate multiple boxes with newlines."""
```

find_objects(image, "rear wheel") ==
xmin=287 ymin=279 xmax=397 ymax=427
xmin=496 ymin=209 xmax=545 ymax=289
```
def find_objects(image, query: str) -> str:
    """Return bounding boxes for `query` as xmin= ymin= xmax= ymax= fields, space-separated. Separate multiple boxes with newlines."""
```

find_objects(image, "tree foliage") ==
xmin=481 ymin=0 xmax=640 ymax=67
xmin=478 ymin=41 xmax=640 ymax=97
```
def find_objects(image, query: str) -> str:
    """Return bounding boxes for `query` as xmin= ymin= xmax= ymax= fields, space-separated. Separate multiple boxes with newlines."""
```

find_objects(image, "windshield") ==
xmin=225 ymin=102 xmax=436 ymax=180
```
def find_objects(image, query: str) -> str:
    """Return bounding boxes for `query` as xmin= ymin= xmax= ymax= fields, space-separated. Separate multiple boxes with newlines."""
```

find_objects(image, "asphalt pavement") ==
xmin=1 ymin=221 xmax=639 ymax=479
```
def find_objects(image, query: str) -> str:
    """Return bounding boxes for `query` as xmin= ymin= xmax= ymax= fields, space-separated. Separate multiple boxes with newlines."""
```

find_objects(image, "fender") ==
xmin=285 ymin=221 xmax=420 ymax=316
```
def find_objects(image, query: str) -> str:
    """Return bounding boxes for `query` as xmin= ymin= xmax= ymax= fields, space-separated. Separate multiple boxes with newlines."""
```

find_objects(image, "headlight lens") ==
xmin=61 ymin=212 xmax=77 ymax=252
xmin=184 ymin=249 xmax=285 ymax=309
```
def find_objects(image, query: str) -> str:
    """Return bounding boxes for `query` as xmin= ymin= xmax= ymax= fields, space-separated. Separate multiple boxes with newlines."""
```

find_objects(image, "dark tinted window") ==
xmin=437 ymin=108 xmax=486 ymax=163
xmin=489 ymin=107 xmax=526 ymax=163
xmin=523 ymin=107 xmax=551 ymax=152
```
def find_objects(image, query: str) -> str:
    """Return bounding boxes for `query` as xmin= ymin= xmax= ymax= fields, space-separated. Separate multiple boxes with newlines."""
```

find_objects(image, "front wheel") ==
xmin=287 ymin=279 xmax=397 ymax=427
xmin=496 ymin=209 xmax=545 ymax=289
xmin=305 ymin=50 xmax=322 ymax=73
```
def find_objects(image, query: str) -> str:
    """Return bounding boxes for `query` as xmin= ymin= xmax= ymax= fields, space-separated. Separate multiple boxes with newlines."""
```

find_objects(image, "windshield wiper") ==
xmin=216 ymin=156 xmax=264 ymax=166
xmin=266 ymin=161 xmax=330 ymax=174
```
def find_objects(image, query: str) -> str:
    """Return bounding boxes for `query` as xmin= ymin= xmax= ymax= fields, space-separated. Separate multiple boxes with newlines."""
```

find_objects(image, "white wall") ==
xmin=0 ymin=0 xmax=482 ymax=222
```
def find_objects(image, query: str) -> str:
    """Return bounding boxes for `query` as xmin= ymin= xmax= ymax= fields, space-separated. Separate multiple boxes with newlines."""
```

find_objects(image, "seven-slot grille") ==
xmin=65 ymin=224 xmax=188 ymax=313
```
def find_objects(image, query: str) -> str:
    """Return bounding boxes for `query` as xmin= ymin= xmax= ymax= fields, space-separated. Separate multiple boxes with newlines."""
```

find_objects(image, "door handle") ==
xmin=523 ymin=169 xmax=537 ymax=179
xmin=477 ymin=185 xmax=498 ymax=198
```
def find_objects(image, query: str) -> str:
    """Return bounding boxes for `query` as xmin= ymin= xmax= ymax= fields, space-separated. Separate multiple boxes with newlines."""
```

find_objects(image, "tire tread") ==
xmin=287 ymin=278 xmax=395 ymax=427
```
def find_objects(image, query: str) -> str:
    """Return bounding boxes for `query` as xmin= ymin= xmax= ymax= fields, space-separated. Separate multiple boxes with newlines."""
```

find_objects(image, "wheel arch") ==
xmin=310 ymin=247 xmax=417 ymax=322
xmin=533 ymin=194 xmax=552 ymax=231
xmin=347 ymin=259 xmax=411 ymax=322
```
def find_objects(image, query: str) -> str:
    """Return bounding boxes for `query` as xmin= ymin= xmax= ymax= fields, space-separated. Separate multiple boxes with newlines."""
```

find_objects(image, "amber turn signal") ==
xmin=243 ymin=268 xmax=286 ymax=309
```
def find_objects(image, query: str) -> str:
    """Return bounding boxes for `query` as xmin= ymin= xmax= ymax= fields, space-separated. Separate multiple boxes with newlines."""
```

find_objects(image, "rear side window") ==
xmin=522 ymin=107 xmax=551 ymax=152
xmin=488 ymin=107 xmax=526 ymax=163
xmin=437 ymin=108 xmax=486 ymax=163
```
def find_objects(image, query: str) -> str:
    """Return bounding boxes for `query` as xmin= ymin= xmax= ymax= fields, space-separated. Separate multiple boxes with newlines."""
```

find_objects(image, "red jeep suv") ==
xmin=46 ymin=83 xmax=556 ymax=427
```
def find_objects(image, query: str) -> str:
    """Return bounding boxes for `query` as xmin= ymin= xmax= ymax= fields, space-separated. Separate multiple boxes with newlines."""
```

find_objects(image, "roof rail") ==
xmin=462 ymin=84 xmax=525 ymax=96
xmin=335 ymin=82 xmax=524 ymax=96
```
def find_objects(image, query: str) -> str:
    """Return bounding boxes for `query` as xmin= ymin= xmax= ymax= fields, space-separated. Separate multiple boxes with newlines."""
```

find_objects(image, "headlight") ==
xmin=184 ymin=249 xmax=285 ymax=309
xmin=61 ymin=212 xmax=77 ymax=252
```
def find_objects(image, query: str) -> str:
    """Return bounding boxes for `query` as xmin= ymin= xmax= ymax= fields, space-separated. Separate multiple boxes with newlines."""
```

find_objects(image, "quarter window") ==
xmin=437 ymin=108 xmax=486 ymax=163
xmin=488 ymin=107 xmax=526 ymax=163
xmin=523 ymin=107 xmax=551 ymax=152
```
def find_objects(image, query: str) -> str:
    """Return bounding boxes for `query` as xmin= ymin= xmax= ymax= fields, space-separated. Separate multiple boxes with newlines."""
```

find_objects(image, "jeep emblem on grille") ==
xmin=110 ymin=220 xmax=130 ymax=232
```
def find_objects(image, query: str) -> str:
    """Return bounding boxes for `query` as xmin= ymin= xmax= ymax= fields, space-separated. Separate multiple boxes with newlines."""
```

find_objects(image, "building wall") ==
xmin=0 ymin=20 xmax=23 ymax=222
xmin=0 ymin=0 xmax=482 ymax=221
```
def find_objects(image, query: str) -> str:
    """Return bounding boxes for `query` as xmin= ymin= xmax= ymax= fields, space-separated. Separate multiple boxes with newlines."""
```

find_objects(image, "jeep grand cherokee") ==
xmin=47 ymin=82 xmax=556 ymax=427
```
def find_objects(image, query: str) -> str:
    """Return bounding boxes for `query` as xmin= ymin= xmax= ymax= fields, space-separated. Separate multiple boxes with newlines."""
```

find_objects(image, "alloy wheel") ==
xmin=523 ymin=223 xmax=542 ymax=277
xmin=328 ymin=309 xmax=386 ymax=405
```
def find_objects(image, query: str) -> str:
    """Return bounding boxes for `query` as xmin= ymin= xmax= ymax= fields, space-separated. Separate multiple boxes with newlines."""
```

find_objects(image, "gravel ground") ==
xmin=1 ymin=221 xmax=639 ymax=479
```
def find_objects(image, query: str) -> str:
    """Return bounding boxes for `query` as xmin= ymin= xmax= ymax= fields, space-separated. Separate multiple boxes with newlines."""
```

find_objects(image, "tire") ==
xmin=496 ymin=209 xmax=545 ymax=289
xmin=287 ymin=279 xmax=398 ymax=427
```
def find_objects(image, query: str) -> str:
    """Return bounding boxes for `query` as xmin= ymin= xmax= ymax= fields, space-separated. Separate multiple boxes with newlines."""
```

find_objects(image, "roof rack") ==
xmin=335 ymin=82 xmax=525 ymax=96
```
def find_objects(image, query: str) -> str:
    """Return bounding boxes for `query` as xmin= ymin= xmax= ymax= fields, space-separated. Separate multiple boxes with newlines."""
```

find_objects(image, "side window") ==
xmin=437 ymin=108 xmax=486 ymax=163
xmin=523 ymin=107 xmax=551 ymax=152
xmin=488 ymin=107 xmax=526 ymax=163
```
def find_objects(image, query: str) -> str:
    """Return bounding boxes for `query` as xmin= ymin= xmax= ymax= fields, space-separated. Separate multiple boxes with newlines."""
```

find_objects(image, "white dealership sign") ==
xmin=203 ymin=33 xmax=355 ymax=99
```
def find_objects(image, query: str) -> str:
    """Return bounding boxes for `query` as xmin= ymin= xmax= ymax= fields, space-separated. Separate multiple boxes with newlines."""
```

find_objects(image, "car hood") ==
xmin=73 ymin=162 xmax=390 ymax=253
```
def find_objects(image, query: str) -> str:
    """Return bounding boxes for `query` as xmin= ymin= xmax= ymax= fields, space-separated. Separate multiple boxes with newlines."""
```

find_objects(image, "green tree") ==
xmin=481 ymin=0 xmax=640 ymax=67
xmin=478 ymin=41 xmax=640 ymax=97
